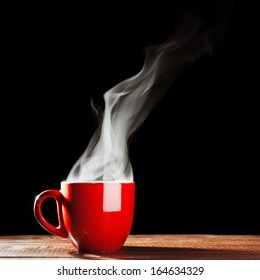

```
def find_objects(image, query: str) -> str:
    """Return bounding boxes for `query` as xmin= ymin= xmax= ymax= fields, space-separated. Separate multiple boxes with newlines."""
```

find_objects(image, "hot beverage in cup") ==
xmin=34 ymin=181 xmax=135 ymax=252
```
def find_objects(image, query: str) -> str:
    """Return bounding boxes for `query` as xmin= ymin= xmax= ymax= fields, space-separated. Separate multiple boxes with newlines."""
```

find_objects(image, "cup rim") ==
xmin=61 ymin=180 xmax=134 ymax=185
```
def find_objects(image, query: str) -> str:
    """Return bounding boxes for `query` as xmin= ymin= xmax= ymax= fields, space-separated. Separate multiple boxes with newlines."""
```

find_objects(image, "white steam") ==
xmin=67 ymin=16 xmax=213 ymax=182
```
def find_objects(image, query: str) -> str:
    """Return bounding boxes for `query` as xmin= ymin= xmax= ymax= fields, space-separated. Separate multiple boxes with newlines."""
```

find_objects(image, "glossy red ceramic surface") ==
xmin=34 ymin=182 xmax=135 ymax=251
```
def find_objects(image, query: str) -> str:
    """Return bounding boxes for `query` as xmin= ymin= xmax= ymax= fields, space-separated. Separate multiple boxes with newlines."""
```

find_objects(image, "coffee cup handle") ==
xmin=33 ymin=190 xmax=68 ymax=238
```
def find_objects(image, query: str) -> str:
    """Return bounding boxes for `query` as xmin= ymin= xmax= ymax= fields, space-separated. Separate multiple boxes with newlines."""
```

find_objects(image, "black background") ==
xmin=1 ymin=0 xmax=259 ymax=235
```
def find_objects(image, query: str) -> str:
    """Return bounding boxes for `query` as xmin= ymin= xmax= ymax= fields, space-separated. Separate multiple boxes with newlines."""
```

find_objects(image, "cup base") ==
xmin=76 ymin=248 xmax=122 ymax=254
xmin=70 ymin=238 xmax=124 ymax=253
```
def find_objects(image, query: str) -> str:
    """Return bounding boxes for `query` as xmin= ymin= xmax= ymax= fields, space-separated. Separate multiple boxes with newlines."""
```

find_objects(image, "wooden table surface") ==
xmin=0 ymin=235 xmax=260 ymax=260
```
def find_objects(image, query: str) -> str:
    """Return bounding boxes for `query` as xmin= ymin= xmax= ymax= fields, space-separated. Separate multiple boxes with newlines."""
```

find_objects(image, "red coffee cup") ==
xmin=33 ymin=181 xmax=135 ymax=251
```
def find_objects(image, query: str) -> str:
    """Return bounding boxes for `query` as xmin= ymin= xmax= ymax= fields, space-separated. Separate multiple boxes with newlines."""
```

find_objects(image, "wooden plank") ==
xmin=0 ymin=235 xmax=260 ymax=259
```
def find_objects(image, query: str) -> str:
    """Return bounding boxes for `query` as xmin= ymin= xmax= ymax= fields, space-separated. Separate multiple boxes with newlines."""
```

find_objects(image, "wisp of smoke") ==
xmin=67 ymin=12 xmax=223 ymax=182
